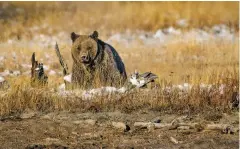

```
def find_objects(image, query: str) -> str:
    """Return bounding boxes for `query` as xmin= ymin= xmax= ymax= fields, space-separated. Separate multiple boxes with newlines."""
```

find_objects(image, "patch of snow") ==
xmin=118 ymin=87 xmax=127 ymax=93
xmin=183 ymin=83 xmax=192 ymax=90
xmin=11 ymin=52 xmax=17 ymax=60
xmin=176 ymin=19 xmax=188 ymax=28
xmin=48 ymin=70 xmax=56 ymax=76
xmin=81 ymin=86 xmax=129 ymax=99
xmin=163 ymin=27 xmax=181 ymax=35
xmin=30 ymin=26 xmax=40 ymax=32
xmin=45 ymin=53 xmax=50 ymax=59
xmin=0 ymin=76 xmax=5 ymax=83
xmin=64 ymin=74 xmax=72 ymax=83
xmin=104 ymin=86 xmax=117 ymax=93
xmin=21 ymin=64 xmax=32 ymax=69
xmin=12 ymin=70 xmax=21 ymax=76
xmin=58 ymin=83 xmax=65 ymax=92
xmin=154 ymin=29 xmax=166 ymax=39
xmin=107 ymin=33 xmax=121 ymax=43
xmin=22 ymin=71 xmax=31 ymax=76
xmin=43 ymin=65 xmax=49 ymax=71
xmin=219 ymin=84 xmax=226 ymax=95
xmin=129 ymin=75 xmax=146 ymax=88
xmin=0 ymin=56 xmax=5 ymax=61
xmin=8 ymin=40 xmax=13 ymax=44
xmin=0 ymin=70 xmax=10 ymax=77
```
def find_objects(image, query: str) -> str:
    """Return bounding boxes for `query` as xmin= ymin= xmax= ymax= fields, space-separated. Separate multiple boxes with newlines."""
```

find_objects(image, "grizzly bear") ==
xmin=70 ymin=31 xmax=127 ymax=89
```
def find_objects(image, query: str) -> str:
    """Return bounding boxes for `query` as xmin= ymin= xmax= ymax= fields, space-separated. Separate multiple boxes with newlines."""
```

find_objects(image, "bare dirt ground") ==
xmin=0 ymin=111 xmax=238 ymax=149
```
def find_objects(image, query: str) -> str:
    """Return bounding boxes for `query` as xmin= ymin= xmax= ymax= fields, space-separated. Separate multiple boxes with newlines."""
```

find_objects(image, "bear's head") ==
xmin=71 ymin=31 xmax=100 ymax=65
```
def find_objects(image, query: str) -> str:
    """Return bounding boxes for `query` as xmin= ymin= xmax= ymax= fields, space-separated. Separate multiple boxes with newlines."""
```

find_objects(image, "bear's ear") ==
xmin=90 ymin=31 xmax=98 ymax=40
xmin=71 ymin=32 xmax=80 ymax=43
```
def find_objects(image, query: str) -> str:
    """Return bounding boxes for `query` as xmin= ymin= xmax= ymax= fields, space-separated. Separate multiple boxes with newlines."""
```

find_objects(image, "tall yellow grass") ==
xmin=0 ymin=2 xmax=238 ymax=40
xmin=0 ymin=2 xmax=238 ymax=117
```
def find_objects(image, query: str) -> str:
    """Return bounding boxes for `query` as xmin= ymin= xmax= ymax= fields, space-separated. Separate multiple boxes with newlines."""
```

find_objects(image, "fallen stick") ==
xmin=205 ymin=124 xmax=230 ymax=130
xmin=134 ymin=122 xmax=197 ymax=129
xmin=133 ymin=122 xmax=237 ymax=133
xmin=112 ymin=122 xmax=130 ymax=132
xmin=134 ymin=122 xmax=172 ymax=129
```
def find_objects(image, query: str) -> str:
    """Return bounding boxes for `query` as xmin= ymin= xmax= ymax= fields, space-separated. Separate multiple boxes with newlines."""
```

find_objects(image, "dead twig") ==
xmin=55 ymin=42 xmax=68 ymax=76
xmin=31 ymin=52 xmax=48 ymax=87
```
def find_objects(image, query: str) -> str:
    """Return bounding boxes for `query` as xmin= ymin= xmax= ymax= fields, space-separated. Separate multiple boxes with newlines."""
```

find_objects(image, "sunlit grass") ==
xmin=0 ymin=1 xmax=238 ymax=117
xmin=0 ymin=2 xmax=238 ymax=40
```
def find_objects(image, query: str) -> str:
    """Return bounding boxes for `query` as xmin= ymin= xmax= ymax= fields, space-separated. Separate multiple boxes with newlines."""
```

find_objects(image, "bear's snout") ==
xmin=81 ymin=55 xmax=90 ymax=63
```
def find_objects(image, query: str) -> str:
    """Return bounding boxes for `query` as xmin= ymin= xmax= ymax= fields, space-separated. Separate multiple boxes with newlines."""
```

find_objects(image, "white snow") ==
xmin=0 ymin=56 xmax=5 ymax=62
xmin=48 ymin=70 xmax=56 ymax=76
xmin=163 ymin=27 xmax=181 ymax=35
xmin=0 ymin=76 xmax=5 ymax=83
xmin=0 ymin=70 xmax=10 ymax=77
xmin=219 ymin=84 xmax=226 ymax=95
xmin=58 ymin=83 xmax=66 ymax=92
xmin=22 ymin=71 xmax=31 ymax=76
xmin=43 ymin=65 xmax=49 ymax=71
xmin=0 ymin=24 xmax=235 ymax=50
xmin=12 ymin=70 xmax=21 ymax=76
xmin=81 ymin=86 xmax=129 ymax=99
xmin=21 ymin=64 xmax=32 ymax=69
xmin=129 ymin=74 xmax=146 ymax=88
xmin=64 ymin=74 xmax=72 ymax=83
xmin=176 ymin=19 xmax=188 ymax=28
xmin=154 ymin=29 xmax=166 ymax=39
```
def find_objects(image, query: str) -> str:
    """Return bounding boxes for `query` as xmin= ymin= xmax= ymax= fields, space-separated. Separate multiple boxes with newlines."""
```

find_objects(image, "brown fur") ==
xmin=71 ymin=31 xmax=127 ymax=89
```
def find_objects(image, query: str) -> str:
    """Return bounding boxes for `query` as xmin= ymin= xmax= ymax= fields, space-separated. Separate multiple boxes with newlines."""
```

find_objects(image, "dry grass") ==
xmin=0 ymin=2 xmax=239 ymax=117
xmin=0 ymin=2 xmax=238 ymax=40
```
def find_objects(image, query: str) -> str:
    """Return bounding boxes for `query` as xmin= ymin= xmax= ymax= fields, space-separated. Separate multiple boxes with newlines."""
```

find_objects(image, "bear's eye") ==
xmin=77 ymin=46 xmax=80 ymax=50
xmin=87 ymin=46 xmax=92 ymax=50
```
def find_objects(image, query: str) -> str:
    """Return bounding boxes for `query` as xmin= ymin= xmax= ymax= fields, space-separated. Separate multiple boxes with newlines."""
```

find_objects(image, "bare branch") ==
xmin=55 ymin=42 xmax=68 ymax=76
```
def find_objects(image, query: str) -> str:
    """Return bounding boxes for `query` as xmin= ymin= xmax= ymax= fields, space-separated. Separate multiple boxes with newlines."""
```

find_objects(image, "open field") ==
xmin=0 ymin=2 xmax=239 ymax=149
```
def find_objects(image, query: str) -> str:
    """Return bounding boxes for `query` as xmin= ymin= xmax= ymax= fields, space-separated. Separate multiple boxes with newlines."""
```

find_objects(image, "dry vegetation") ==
xmin=0 ymin=2 xmax=238 ymax=40
xmin=0 ymin=2 xmax=239 ymax=118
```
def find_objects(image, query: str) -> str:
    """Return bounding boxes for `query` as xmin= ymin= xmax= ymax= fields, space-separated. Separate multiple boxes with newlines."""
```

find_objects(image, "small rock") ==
xmin=81 ymin=132 xmax=99 ymax=139
xmin=147 ymin=123 xmax=155 ymax=132
xmin=20 ymin=111 xmax=36 ymax=119
xmin=178 ymin=129 xmax=196 ymax=134
xmin=26 ymin=144 xmax=68 ymax=149
xmin=73 ymin=119 xmax=97 ymax=126
xmin=112 ymin=121 xmax=130 ymax=132
xmin=44 ymin=138 xmax=62 ymax=145
xmin=170 ymin=136 xmax=179 ymax=144
xmin=45 ymin=138 xmax=60 ymax=142
xmin=177 ymin=126 xmax=190 ymax=130
xmin=152 ymin=117 xmax=161 ymax=123
xmin=85 ymin=119 xmax=97 ymax=125
xmin=41 ymin=113 xmax=54 ymax=120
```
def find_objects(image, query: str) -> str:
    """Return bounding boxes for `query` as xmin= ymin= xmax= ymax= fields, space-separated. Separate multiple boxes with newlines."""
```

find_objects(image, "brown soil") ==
xmin=0 ymin=111 xmax=238 ymax=149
